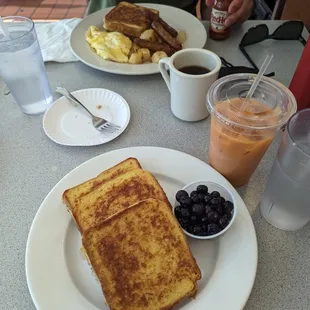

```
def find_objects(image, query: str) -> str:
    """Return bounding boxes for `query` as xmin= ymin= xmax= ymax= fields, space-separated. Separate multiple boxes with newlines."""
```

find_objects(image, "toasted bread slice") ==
xmin=104 ymin=2 xmax=159 ymax=38
xmin=73 ymin=169 xmax=170 ymax=233
xmin=82 ymin=198 xmax=201 ymax=310
xmin=63 ymin=158 xmax=141 ymax=215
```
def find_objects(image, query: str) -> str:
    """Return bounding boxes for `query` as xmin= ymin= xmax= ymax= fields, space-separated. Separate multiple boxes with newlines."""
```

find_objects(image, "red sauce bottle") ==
xmin=209 ymin=0 xmax=232 ymax=41
xmin=289 ymin=39 xmax=310 ymax=110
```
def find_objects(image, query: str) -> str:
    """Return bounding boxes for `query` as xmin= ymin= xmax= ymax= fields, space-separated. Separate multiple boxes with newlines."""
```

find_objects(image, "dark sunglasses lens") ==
xmin=219 ymin=66 xmax=275 ymax=78
xmin=273 ymin=21 xmax=304 ymax=39
xmin=219 ymin=66 xmax=257 ymax=78
xmin=241 ymin=25 xmax=268 ymax=46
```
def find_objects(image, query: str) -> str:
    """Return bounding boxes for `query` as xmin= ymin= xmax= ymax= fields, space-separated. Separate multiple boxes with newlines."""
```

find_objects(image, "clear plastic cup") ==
xmin=206 ymin=73 xmax=297 ymax=187
xmin=0 ymin=17 xmax=53 ymax=115
xmin=260 ymin=109 xmax=310 ymax=231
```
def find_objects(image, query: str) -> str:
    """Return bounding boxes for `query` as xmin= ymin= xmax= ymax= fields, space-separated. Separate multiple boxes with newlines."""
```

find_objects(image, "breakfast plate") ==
xmin=70 ymin=4 xmax=207 ymax=75
xmin=26 ymin=147 xmax=257 ymax=310
xmin=43 ymin=88 xmax=130 ymax=146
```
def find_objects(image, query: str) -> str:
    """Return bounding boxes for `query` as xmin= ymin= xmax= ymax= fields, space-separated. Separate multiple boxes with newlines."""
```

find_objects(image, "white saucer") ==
xmin=43 ymin=88 xmax=130 ymax=146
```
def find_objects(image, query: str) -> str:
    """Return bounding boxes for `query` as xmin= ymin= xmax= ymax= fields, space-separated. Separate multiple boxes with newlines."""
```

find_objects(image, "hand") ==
xmin=206 ymin=0 xmax=254 ymax=27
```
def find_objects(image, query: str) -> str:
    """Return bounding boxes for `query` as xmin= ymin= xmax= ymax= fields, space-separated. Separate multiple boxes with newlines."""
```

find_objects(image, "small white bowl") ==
xmin=173 ymin=181 xmax=237 ymax=240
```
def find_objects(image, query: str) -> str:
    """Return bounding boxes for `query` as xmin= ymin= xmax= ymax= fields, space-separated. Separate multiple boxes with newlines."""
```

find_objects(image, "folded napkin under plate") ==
xmin=35 ymin=18 xmax=81 ymax=63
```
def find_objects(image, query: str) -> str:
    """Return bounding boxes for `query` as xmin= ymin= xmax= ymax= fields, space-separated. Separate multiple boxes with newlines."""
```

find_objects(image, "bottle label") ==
xmin=211 ymin=8 xmax=228 ymax=32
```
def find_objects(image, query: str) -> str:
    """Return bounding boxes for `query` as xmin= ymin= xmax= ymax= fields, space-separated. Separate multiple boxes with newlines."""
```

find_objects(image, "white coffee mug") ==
xmin=159 ymin=48 xmax=221 ymax=122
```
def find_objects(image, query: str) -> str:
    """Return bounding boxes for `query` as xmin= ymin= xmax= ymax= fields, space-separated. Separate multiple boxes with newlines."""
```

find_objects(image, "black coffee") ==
xmin=179 ymin=66 xmax=211 ymax=75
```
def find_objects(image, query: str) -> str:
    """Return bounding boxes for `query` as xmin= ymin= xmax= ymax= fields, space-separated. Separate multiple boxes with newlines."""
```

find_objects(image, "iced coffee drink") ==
xmin=206 ymin=74 xmax=297 ymax=187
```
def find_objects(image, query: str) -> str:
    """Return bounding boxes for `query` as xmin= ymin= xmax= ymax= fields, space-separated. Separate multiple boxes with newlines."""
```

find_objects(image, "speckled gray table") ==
xmin=0 ymin=21 xmax=309 ymax=310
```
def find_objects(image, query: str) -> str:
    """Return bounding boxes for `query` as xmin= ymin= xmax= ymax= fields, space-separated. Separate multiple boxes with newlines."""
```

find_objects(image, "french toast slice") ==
xmin=73 ymin=169 xmax=170 ymax=233
xmin=104 ymin=2 xmax=159 ymax=38
xmin=82 ymin=198 xmax=201 ymax=310
xmin=63 ymin=157 xmax=141 ymax=215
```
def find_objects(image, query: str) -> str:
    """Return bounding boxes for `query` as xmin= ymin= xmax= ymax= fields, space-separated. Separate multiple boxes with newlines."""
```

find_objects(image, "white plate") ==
xmin=43 ymin=88 xmax=130 ymax=146
xmin=70 ymin=4 xmax=207 ymax=75
xmin=26 ymin=147 xmax=257 ymax=310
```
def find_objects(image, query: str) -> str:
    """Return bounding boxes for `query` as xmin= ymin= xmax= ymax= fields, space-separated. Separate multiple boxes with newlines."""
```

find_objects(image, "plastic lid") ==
xmin=206 ymin=74 xmax=297 ymax=130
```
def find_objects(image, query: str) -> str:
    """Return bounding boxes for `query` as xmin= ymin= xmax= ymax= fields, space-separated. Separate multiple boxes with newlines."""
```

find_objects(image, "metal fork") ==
xmin=55 ymin=87 xmax=121 ymax=133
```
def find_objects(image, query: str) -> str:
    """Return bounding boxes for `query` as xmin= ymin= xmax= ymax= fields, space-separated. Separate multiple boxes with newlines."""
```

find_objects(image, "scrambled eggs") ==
xmin=86 ymin=26 xmax=132 ymax=63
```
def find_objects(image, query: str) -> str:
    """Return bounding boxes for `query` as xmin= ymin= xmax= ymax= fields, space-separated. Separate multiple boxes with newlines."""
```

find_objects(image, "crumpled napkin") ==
xmin=35 ymin=18 xmax=82 ymax=63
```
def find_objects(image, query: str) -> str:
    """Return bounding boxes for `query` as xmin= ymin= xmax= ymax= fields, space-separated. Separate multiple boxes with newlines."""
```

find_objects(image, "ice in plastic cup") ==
xmin=0 ymin=16 xmax=53 ymax=115
xmin=260 ymin=109 xmax=310 ymax=231
xmin=206 ymin=73 xmax=297 ymax=187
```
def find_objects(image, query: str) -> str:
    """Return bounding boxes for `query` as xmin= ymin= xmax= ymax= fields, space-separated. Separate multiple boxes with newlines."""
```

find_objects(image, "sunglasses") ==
xmin=239 ymin=21 xmax=307 ymax=72
xmin=219 ymin=57 xmax=275 ymax=78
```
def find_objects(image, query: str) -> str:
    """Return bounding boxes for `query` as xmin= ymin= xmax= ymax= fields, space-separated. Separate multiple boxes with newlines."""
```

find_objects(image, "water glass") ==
xmin=260 ymin=109 xmax=310 ymax=231
xmin=0 ymin=16 xmax=53 ymax=115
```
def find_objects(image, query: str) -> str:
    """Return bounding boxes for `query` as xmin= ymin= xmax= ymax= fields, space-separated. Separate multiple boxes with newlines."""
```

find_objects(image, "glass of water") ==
xmin=0 ymin=16 xmax=53 ymax=115
xmin=260 ymin=109 xmax=310 ymax=231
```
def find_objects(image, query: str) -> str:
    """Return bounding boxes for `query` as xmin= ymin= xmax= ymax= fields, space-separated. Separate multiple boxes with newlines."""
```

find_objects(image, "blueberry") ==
xmin=211 ymin=198 xmax=220 ymax=205
xmin=219 ymin=217 xmax=230 ymax=229
xmin=180 ymin=196 xmax=192 ymax=207
xmin=211 ymin=191 xmax=220 ymax=198
xmin=197 ymin=185 xmax=208 ymax=193
xmin=224 ymin=213 xmax=232 ymax=221
xmin=187 ymin=225 xmax=194 ymax=234
xmin=174 ymin=205 xmax=182 ymax=218
xmin=192 ymin=203 xmax=205 ymax=216
xmin=201 ymin=216 xmax=209 ymax=224
xmin=219 ymin=197 xmax=226 ymax=204
xmin=207 ymin=211 xmax=220 ymax=223
xmin=203 ymin=194 xmax=212 ymax=204
xmin=180 ymin=208 xmax=190 ymax=218
xmin=197 ymin=193 xmax=205 ymax=202
xmin=190 ymin=215 xmax=199 ymax=224
xmin=193 ymin=225 xmax=203 ymax=235
xmin=176 ymin=190 xmax=188 ymax=202
xmin=182 ymin=217 xmax=190 ymax=224
xmin=214 ymin=204 xmax=224 ymax=215
xmin=191 ymin=194 xmax=200 ymax=204
xmin=205 ymin=205 xmax=212 ymax=214
xmin=198 ymin=226 xmax=206 ymax=236
xmin=190 ymin=190 xmax=198 ymax=197
xmin=179 ymin=219 xmax=189 ymax=230
xmin=224 ymin=201 xmax=234 ymax=213
xmin=202 ymin=224 xmax=208 ymax=232
xmin=208 ymin=223 xmax=220 ymax=235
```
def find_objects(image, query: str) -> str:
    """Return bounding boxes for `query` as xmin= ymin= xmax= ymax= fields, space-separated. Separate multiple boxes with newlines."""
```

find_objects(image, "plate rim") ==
xmin=42 ymin=88 xmax=131 ymax=147
xmin=70 ymin=3 xmax=207 ymax=75
xmin=25 ymin=146 xmax=258 ymax=310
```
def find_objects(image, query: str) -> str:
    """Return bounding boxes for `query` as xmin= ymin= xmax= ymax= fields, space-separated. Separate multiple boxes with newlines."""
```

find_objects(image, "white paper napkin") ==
xmin=35 ymin=18 xmax=82 ymax=63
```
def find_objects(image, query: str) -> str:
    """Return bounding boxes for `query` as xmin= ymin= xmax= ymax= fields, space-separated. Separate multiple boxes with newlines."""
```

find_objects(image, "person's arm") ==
xmin=196 ymin=0 xmax=202 ymax=19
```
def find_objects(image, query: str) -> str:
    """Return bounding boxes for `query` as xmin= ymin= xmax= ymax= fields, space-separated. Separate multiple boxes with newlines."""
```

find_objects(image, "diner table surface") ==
xmin=0 ymin=20 xmax=309 ymax=310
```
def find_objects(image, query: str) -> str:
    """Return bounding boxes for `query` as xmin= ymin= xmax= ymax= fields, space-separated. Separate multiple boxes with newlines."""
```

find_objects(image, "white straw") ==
xmin=0 ymin=16 xmax=10 ymax=40
xmin=245 ymin=53 xmax=274 ymax=102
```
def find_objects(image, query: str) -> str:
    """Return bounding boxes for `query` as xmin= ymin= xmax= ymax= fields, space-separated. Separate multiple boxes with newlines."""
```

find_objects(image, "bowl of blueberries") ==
xmin=174 ymin=181 xmax=237 ymax=239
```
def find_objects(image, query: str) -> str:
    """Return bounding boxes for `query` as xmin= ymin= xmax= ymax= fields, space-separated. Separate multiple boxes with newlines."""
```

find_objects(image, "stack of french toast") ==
xmin=63 ymin=157 xmax=201 ymax=310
